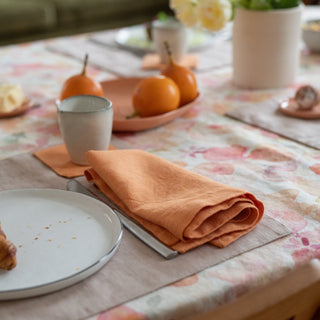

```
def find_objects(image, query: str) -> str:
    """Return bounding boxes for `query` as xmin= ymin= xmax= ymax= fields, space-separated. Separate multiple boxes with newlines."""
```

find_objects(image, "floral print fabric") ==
xmin=0 ymin=33 xmax=319 ymax=320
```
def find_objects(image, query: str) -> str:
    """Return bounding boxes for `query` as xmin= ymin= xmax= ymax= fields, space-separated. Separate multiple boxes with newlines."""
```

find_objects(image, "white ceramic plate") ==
xmin=0 ymin=188 xmax=122 ymax=300
xmin=115 ymin=25 xmax=213 ymax=53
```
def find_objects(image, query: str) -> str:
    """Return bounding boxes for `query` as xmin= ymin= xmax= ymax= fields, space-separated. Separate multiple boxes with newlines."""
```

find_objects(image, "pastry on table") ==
xmin=0 ymin=223 xmax=17 ymax=270
xmin=0 ymin=83 xmax=26 ymax=113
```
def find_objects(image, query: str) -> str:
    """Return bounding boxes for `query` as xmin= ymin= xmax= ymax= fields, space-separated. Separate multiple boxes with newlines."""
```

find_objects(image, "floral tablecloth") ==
xmin=0 ymin=24 xmax=320 ymax=320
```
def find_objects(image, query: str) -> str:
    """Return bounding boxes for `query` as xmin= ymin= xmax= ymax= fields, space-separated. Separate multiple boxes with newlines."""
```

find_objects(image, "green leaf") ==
xmin=157 ymin=11 xmax=169 ymax=21
xmin=271 ymin=0 xmax=300 ymax=8
xmin=249 ymin=0 xmax=273 ymax=10
xmin=236 ymin=0 xmax=251 ymax=8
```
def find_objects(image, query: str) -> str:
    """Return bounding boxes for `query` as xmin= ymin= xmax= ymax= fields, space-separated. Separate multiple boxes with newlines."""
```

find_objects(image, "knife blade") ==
xmin=67 ymin=179 xmax=178 ymax=260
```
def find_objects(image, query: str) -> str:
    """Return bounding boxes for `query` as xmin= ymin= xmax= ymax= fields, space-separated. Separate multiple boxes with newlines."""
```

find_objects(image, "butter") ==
xmin=0 ymin=84 xmax=25 ymax=113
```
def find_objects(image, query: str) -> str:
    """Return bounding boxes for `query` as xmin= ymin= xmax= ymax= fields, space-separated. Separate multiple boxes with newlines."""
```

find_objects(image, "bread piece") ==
xmin=0 ymin=84 xmax=25 ymax=113
xmin=0 ymin=223 xmax=17 ymax=270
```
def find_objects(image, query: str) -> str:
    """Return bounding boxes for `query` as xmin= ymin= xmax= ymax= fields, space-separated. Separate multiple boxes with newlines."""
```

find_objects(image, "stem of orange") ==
xmin=164 ymin=41 xmax=174 ymax=65
xmin=126 ymin=110 xmax=139 ymax=119
xmin=81 ymin=53 xmax=88 ymax=76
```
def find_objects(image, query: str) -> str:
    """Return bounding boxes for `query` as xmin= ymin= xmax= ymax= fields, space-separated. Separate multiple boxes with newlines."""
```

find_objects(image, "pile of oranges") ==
xmin=59 ymin=47 xmax=198 ymax=119
xmin=132 ymin=43 xmax=198 ymax=117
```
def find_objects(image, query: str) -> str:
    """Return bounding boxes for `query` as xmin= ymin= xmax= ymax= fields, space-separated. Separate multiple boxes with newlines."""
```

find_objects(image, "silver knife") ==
xmin=67 ymin=179 xmax=178 ymax=260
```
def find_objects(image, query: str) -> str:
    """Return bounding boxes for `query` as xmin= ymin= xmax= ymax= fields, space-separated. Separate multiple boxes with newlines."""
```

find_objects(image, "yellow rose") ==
xmin=197 ymin=0 xmax=232 ymax=31
xmin=170 ymin=0 xmax=199 ymax=27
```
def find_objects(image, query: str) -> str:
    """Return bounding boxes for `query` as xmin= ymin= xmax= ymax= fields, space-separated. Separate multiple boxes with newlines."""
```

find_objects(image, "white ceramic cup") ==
xmin=152 ymin=19 xmax=188 ymax=65
xmin=57 ymin=95 xmax=113 ymax=165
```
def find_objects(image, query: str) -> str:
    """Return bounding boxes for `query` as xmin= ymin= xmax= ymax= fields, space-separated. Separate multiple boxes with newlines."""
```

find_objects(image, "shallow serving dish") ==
xmin=101 ymin=77 xmax=199 ymax=132
xmin=278 ymin=97 xmax=320 ymax=119
xmin=115 ymin=25 xmax=213 ymax=53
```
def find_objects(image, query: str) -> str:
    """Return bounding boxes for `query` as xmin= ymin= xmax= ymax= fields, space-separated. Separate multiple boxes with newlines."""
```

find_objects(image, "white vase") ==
xmin=232 ymin=5 xmax=302 ymax=89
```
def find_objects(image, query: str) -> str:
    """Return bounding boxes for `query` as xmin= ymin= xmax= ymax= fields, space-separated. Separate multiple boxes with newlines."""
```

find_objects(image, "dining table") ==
xmin=0 ymin=5 xmax=320 ymax=320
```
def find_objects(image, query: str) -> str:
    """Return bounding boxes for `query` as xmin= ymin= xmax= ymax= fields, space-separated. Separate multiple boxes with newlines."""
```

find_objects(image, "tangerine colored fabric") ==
xmin=34 ymin=144 xmax=89 ymax=178
xmin=84 ymin=149 xmax=264 ymax=253
xmin=141 ymin=54 xmax=198 ymax=70
xmin=33 ymin=144 xmax=116 ymax=178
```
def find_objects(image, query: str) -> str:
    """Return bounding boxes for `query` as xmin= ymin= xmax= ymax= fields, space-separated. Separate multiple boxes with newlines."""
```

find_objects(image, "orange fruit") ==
xmin=60 ymin=54 xmax=104 ymax=101
xmin=161 ymin=42 xmax=198 ymax=106
xmin=132 ymin=75 xmax=180 ymax=117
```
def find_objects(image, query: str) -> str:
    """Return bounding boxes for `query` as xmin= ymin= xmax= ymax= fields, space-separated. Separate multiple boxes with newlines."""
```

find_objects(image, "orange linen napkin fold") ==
xmin=33 ymin=144 xmax=115 ymax=178
xmin=84 ymin=149 xmax=264 ymax=253
xmin=142 ymin=54 xmax=198 ymax=70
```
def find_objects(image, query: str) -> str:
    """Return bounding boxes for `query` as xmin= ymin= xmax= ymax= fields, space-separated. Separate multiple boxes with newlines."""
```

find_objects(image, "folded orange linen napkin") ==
xmin=142 ymin=54 xmax=198 ymax=70
xmin=84 ymin=149 xmax=264 ymax=253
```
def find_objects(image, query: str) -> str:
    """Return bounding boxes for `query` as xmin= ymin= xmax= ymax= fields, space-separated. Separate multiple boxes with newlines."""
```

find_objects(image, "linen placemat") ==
xmin=227 ymin=99 xmax=320 ymax=150
xmin=47 ymin=36 xmax=232 ymax=78
xmin=0 ymin=152 xmax=290 ymax=320
xmin=47 ymin=38 xmax=156 ymax=78
xmin=141 ymin=53 xmax=198 ymax=70
xmin=91 ymin=33 xmax=232 ymax=72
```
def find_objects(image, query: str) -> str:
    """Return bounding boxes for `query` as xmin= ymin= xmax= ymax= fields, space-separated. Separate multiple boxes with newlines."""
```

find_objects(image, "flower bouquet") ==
xmin=170 ymin=0 xmax=303 ymax=89
xmin=170 ymin=0 xmax=301 ymax=32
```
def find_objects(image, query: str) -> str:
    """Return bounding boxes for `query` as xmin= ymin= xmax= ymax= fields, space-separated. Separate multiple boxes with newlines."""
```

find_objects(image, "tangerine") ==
xmin=60 ymin=54 xmax=104 ymax=101
xmin=161 ymin=42 xmax=198 ymax=106
xmin=132 ymin=75 xmax=180 ymax=117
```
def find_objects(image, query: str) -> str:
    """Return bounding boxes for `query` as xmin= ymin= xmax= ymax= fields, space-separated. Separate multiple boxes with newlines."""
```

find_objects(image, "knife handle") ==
xmin=117 ymin=211 xmax=178 ymax=260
